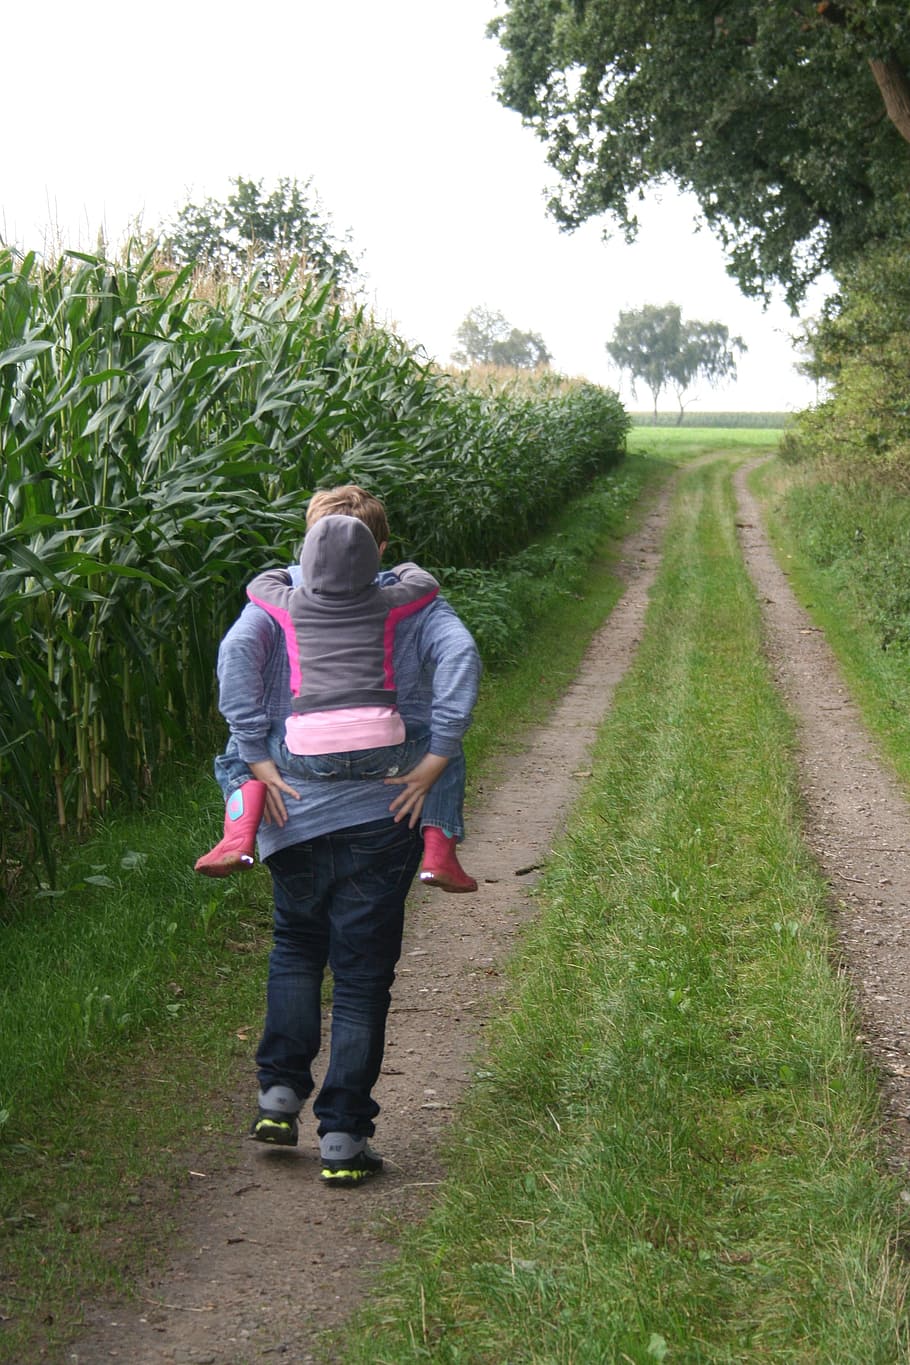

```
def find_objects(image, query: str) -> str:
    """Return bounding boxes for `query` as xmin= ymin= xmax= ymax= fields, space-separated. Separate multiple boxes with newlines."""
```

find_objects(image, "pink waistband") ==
xmin=284 ymin=706 xmax=406 ymax=756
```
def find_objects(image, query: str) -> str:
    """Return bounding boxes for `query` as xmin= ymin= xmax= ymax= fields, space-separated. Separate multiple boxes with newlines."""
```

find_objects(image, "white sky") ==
xmin=3 ymin=0 xmax=826 ymax=412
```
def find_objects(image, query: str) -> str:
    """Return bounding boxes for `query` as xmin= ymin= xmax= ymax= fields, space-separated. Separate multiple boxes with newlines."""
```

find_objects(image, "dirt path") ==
xmin=65 ymin=455 xmax=910 ymax=1365
xmin=734 ymin=461 xmax=910 ymax=1170
xmin=65 ymin=482 xmax=675 ymax=1365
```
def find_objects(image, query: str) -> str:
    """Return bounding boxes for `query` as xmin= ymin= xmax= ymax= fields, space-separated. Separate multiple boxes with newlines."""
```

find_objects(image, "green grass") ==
xmin=0 ymin=771 xmax=275 ymax=1360
xmin=335 ymin=457 xmax=910 ymax=1363
xmin=0 ymin=455 xmax=671 ymax=1363
xmin=752 ymin=460 xmax=910 ymax=795
xmin=6 ymin=440 xmax=907 ymax=1361
xmin=627 ymin=426 xmax=782 ymax=462
xmin=459 ymin=454 xmax=666 ymax=754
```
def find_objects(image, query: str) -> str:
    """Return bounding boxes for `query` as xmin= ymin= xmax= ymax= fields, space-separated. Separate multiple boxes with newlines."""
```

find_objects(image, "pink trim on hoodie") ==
xmin=246 ymin=594 xmax=303 ymax=696
xmin=383 ymin=586 xmax=439 ymax=687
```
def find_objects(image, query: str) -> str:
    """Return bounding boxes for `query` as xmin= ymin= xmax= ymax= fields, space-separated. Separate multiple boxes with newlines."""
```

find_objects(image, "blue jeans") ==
xmin=213 ymin=729 xmax=466 ymax=838
xmin=257 ymin=818 xmax=422 ymax=1136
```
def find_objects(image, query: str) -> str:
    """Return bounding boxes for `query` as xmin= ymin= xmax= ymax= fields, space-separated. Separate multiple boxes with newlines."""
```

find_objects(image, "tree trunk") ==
xmin=868 ymin=56 xmax=910 ymax=145
xmin=816 ymin=6 xmax=910 ymax=146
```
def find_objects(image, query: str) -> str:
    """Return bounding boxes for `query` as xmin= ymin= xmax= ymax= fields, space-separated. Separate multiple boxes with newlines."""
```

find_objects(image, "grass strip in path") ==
xmin=337 ymin=455 xmax=910 ymax=1363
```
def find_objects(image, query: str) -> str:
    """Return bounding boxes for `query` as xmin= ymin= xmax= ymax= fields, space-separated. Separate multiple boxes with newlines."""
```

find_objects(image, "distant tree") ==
xmin=493 ymin=327 xmax=552 ymax=369
xmin=452 ymin=305 xmax=552 ymax=369
xmin=162 ymin=176 xmax=359 ymax=289
xmin=607 ymin=304 xmax=745 ymax=421
xmin=668 ymin=320 xmax=747 ymax=423
xmin=606 ymin=304 xmax=683 ymax=416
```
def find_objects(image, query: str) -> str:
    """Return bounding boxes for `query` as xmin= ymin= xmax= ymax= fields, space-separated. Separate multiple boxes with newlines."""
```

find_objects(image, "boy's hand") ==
xmin=385 ymin=753 xmax=449 ymax=828
xmin=248 ymin=759 xmax=301 ymax=827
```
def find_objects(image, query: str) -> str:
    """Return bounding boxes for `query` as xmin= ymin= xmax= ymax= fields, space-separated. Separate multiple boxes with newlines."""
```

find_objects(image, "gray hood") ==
xmin=300 ymin=514 xmax=380 ymax=597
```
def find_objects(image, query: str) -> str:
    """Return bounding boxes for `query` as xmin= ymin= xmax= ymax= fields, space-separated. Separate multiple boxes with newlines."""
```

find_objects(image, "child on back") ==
xmin=195 ymin=492 xmax=477 ymax=892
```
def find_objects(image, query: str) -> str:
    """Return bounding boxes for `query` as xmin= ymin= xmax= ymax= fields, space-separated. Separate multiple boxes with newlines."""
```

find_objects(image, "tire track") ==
xmin=735 ymin=460 xmax=910 ymax=1171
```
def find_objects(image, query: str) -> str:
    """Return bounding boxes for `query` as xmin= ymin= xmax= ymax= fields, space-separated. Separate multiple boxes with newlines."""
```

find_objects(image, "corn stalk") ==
xmin=0 ymin=245 xmax=628 ymax=894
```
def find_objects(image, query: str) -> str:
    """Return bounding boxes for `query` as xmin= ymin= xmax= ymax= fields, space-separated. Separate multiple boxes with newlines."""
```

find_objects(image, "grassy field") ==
xmin=336 ymin=447 xmax=910 ymax=1362
xmin=5 ymin=430 xmax=910 ymax=1362
xmin=627 ymin=426 xmax=783 ymax=460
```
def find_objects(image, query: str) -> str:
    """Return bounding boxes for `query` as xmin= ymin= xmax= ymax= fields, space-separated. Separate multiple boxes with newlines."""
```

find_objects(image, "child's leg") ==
xmin=362 ymin=735 xmax=475 ymax=888
xmin=248 ymin=731 xmax=477 ymax=892
xmin=417 ymin=750 xmax=477 ymax=894
xmin=300 ymin=731 xmax=477 ymax=893
xmin=200 ymin=739 xmax=395 ymax=879
xmin=195 ymin=779 xmax=268 ymax=877
xmin=419 ymin=750 xmax=466 ymax=839
xmin=419 ymin=825 xmax=477 ymax=893
xmin=197 ymin=736 xmax=272 ymax=877
xmin=212 ymin=735 xmax=255 ymax=800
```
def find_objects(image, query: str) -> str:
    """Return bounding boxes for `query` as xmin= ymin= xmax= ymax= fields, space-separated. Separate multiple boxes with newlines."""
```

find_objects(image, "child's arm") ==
xmin=382 ymin=562 xmax=440 ymax=610
xmin=391 ymin=561 xmax=439 ymax=589
xmin=216 ymin=597 xmax=299 ymax=826
xmin=385 ymin=596 xmax=482 ymax=827
xmin=246 ymin=567 xmax=294 ymax=612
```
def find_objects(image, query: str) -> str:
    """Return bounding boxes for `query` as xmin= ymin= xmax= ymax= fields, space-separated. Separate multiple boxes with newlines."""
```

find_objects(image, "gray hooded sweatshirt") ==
xmin=245 ymin=514 xmax=439 ymax=755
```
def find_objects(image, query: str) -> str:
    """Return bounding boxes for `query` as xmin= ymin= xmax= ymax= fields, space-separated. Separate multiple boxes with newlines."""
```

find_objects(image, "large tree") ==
xmin=162 ymin=176 xmax=358 ymax=289
xmin=607 ymin=304 xmax=745 ymax=420
xmin=452 ymin=305 xmax=552 ymax=368
xmin=490 ymin=1 xmax=910 ymax=305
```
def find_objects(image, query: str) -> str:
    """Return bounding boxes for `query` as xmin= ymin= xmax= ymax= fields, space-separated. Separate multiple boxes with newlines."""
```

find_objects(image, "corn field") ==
xmin=0 ymin=245 xmax=628 ymax=890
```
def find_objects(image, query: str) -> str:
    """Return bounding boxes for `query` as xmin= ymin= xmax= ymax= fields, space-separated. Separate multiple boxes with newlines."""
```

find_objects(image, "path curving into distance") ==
xmin=735 ymin=460 xmax=910 ymax=1172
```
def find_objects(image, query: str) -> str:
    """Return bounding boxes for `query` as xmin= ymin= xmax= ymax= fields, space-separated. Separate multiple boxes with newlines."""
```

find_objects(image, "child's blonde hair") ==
xmin=305 ymin=485 xmax=390 ymax=547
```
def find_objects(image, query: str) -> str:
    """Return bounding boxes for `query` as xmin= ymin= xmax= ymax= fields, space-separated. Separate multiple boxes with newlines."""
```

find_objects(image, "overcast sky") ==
xmin=4 ymin=0 xmax=826 ymax=411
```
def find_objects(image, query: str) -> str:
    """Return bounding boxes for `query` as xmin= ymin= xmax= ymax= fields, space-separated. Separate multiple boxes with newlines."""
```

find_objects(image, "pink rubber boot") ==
xmin=419 ymin=826 xmax=478 ymax=893
xmin=195 ymin=781 xmax=268 ymax=877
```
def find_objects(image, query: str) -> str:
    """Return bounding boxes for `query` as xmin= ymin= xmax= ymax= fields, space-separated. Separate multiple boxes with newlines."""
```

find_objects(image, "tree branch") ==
xmin=816 ymin=3 xmax=910 ymax=145
xmin=867 ymin=57 xmax=910 ymax=145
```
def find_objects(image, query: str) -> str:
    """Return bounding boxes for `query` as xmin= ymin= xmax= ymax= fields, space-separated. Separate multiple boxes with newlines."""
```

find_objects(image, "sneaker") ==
xmin=319 ymin=1131 xmax=383 ymax=1186
xmin=249 ymin=1109 xmax=299 ymax=1146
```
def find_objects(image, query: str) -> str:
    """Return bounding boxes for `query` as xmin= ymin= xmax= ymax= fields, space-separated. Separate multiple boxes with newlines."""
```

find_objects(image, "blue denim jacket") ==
xmin=214 ymin=566 xmax=481 ymax=858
